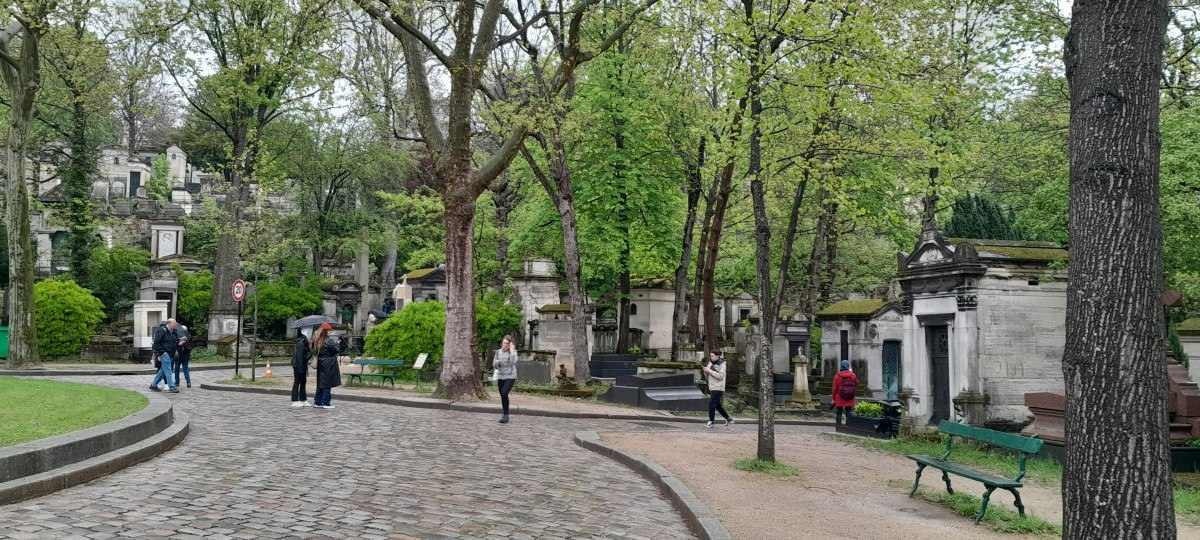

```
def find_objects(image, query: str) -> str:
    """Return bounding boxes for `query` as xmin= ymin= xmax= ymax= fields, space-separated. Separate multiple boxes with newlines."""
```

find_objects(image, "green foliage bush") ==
xmin=365 ymin=301 xmax=446 ymax=365
xmin=177 ymin=270 xmax=213 ymax=332
xmin=251 ymin=274 xmax=323 ymax=338
xmin=146 ymin=154 xmax=171 ymax=202
xmin=84 ymin=246 xmax=150 ymax=319
xmin=34 ymin=279 xmax=106 ymax=358
xmin=853 ymin=401 xmax=884 ymax=418
xmin=944 ymin=194 xmax=1025 ymax=241
xmin=475 ymin=291 xmax=522 ymax=352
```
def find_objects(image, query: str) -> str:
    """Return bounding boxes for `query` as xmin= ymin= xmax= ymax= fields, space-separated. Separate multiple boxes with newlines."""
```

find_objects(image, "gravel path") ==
xmin=0 ymin=369 xmax=694 ymax=539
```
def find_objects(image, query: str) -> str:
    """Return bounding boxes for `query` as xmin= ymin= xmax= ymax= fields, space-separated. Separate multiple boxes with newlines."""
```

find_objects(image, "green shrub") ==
xmin=34 ymin=279 xmax=106 ymax=358
xmin=146 ymin=154 xmax=171 ymax=202
xmin=365 ymin=301 xmax=446 ymax=365
xmin=84 ymin=246 xmax=150 ymax=319
xmin=177 ymin=269 xmax=213 ymax=333
xmin=251 ymin=276 xmax=323 ymax=339
xmin=475 ymin=291 xmax=522 ymax=352
xmin=853 ymin=401 xmax=884 ymax=418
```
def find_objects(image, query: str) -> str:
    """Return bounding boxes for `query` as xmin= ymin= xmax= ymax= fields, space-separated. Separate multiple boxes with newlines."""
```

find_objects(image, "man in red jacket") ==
xmin=832 ymin=360 xmax=858 ymax=425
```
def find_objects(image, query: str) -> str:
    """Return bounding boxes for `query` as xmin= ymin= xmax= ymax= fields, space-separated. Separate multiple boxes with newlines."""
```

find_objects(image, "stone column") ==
xmin=789 ymin=354 xmax=814 ymax=408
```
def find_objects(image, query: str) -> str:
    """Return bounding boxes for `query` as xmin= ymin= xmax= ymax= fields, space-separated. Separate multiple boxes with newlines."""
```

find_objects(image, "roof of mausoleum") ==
xmin=948 ymin=238 xmax=1068 ymax=263
xmin=537 ymin=303 xmax=573 ymax=314
xmin=816 ymin=298 xmax=888 ymax=320
xmin=402 ymin=265 xmax=445 ymax=282
xmin=1179 ymin=318 xmax=1200 ymax=336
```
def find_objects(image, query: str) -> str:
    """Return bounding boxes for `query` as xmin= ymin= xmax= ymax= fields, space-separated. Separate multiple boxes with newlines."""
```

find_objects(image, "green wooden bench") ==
xmin=907 ymin=420 xmax=1044 ymax=524
xmin=347 ymin=358 xmax=406 ymax=387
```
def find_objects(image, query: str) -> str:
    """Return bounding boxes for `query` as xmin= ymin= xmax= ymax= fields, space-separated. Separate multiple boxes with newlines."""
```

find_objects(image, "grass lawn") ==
xmin=835 ymin=433 xmax=1200 ymax=522
xmin=0 ymin=376 xmax=148 ymax=447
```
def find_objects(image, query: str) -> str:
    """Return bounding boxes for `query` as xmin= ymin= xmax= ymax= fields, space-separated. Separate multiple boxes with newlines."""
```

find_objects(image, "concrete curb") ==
xmin=0 ymin=362 xmax=263 ymax=376
xmin=0 ymin=412 xmax=188 ymax=506
xmin=200 ymin=383 xmax=834 ymax=427
xmin=0 ymin=392 xmax=173 ymax=483
xmin=573 ymin=430 xmax=732 ymax=540
xmin=0 ymin=396 xmax=189 ymax=505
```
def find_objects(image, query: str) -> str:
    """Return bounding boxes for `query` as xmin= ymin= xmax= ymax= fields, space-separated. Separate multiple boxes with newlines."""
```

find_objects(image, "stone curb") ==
xmin=573 ymin=430 xmax=732 ymax=540
xmin=0 ymin=362 xmax=266 ymax=377
xmin=0 ymin=402 xmax=189 ymax=505
xmin=0 ymin=392 xmax=173 ymax=484
xmin=199 ymin=383 xmax=834 ymax=427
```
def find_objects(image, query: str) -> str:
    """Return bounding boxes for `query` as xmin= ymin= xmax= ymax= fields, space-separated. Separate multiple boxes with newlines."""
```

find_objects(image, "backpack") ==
xmin=837 ymin=374 xmax=857 ymax=401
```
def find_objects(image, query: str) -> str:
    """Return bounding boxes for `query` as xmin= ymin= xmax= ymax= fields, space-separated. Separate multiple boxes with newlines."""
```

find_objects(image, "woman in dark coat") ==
xmin=290 ymin=327 xmax=313 ymax=407
xmin=313 ymin=324 xmax=343 ymax=409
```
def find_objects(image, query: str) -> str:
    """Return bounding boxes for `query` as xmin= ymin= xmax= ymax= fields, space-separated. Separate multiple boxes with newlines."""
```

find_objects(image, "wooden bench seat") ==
xmin=907 ymin=420 xmax=1044 ymax=524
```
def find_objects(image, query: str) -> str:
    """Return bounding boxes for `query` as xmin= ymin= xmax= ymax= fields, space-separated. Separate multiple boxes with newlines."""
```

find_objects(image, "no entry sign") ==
xmin=231 ymin=279 xmax=246 ymax=303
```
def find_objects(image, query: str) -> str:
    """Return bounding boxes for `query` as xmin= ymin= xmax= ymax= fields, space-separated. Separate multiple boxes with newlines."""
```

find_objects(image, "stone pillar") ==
xmin=789 ymin=355 xmax=815 ymax=408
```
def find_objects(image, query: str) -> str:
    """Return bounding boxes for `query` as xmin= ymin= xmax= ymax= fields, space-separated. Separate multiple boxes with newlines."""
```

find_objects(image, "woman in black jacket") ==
xmin=313 ymin=324 xmax=343 ymax=409
xmin=290 ymin=328 xmax=312 ymax=407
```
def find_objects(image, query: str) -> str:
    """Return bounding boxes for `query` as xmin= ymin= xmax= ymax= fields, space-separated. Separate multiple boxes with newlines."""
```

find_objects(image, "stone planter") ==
xmin=835 ymin=413 xmax=897 ymax=439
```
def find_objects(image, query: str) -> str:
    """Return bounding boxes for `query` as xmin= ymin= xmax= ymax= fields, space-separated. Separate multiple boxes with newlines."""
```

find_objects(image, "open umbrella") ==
xmin=289 ymin=315 xmax=336 ymax=329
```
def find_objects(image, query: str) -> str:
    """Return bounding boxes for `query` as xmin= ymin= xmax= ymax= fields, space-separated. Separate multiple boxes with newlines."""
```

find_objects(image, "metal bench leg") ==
xmin=975 ymin=486 xmax=996 ymax=524
xmin=909 ymin=463 xmax=927 ymax=497
xmin=941 ymin=471 xmax=954 ymax=494
xmin=1006 ymin=488 xmax=1025 ymax=517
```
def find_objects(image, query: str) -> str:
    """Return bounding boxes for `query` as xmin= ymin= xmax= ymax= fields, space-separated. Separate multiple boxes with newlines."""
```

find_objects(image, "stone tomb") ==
xmin=816 ymin=226 xmax=1069 ymax=428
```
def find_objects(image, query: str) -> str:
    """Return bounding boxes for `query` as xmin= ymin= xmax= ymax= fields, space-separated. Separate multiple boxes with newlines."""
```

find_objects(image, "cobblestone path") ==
xmin=0 ymin=370 xmax=694 ymax=539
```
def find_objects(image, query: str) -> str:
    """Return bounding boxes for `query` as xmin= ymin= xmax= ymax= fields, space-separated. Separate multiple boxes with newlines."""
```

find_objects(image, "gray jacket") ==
xmin=493 ymin=349 xmax=518 ymax=380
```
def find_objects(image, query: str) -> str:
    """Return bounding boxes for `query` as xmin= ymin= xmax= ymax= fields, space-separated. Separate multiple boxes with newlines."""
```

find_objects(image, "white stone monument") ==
xmin=133 ymin=300 xmax=170 ymax=349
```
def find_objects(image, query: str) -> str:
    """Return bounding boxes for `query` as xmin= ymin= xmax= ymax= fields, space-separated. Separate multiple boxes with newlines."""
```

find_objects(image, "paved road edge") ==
xmin=573 ymin=430 xmax=731 ymax=540
xmin=200 ymin=382 xmax=833 ymax=427
xmin=0 ymin=362 xmax=265 ymax=377
xmin=0 ymin=406 xmax=189 ymax=505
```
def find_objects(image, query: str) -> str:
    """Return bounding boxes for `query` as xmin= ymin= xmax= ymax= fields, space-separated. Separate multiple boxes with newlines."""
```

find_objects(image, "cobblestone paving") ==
xmin=0 ymin=370 xmax=695 ymax=539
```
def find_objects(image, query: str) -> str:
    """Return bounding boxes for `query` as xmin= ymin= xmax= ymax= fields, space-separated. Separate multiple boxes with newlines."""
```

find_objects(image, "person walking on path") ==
xmin=150 ymin=319 xmax=179 ymax=393
xmin=493 ymin=335 xmax=518 ymax=424
xmin=832 ymin=360 xmax=859 ymax=425
xmin=702 ymin=351 xmax=733 ymax=428
xmin=313 ymin=324 xmax=343 ymax=409
xmin=290 ymin=327 xmax=313 ymax=407
xmin=173 ymin=324 xmax=193 ymax=389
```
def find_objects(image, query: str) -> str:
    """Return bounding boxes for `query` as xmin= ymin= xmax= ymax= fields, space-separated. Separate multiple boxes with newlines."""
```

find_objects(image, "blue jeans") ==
xmin=152 ymin=353 xmax=176 ymax=390
xmin=173 ymin=351 xmax=191 ymax=386
xmin=315 ymin=387 xmax=332 ymax=406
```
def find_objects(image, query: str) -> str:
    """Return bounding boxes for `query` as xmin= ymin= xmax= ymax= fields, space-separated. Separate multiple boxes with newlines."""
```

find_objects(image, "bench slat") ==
xmin=937 ymin=420 xmax=1043 ymax=454
xmin=908 ymin=454 xmax=1022 ymax=487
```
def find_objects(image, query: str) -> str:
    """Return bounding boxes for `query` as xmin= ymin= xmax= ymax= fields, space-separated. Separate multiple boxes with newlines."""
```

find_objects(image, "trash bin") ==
xmin=0 ymin=326 xmax=9 ymax=359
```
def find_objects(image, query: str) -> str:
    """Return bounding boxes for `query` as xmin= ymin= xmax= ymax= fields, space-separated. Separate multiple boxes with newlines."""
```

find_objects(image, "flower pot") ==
xmin=836 ymin=413 xmax=897 ymax=439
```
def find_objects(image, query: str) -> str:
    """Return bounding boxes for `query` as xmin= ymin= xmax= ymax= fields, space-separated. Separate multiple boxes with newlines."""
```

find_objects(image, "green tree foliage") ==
xmin=145 ymin=154 xmax=170 ymax=202
xmin=251 ymin=274 xmax=323 ymax=339
xmin=365 ymin=301 xmax=446 ymax=366
xmin=944 ymin=194 xmax=1025 ymax=241
xmin=84 ymin=246 xmax=150 ymax=320
xmin=475 ymin=291 xmax=522 ymax=354
xmin=33 ymin=279 xmax=105 ymax=358
xmin=177 ymin=270 xmax=213 ymax=333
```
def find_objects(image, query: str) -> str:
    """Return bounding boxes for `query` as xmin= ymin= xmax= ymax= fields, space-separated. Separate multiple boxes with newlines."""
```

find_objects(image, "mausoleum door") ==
xmin=883 ymin=340 xmax=901 ymax=401
xmin=926 ymin=325 xmax=951 ymax=424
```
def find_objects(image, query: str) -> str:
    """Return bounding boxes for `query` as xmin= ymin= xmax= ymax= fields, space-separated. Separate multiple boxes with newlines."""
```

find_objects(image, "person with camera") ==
xmin=702 ymin=350 xmax=733 ymax=428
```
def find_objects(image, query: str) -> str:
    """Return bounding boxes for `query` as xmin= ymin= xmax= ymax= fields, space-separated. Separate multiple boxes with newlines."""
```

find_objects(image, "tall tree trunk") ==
xmin=746 ymin=51 xmax=774 ymax=461
xmin=439 ymin=188 xmax=485 ymax=399
xmin=819 ymin=201 xmax=839 ymax=306
xmin=1061 ymin=2 xmax=1174 ymax=538
xmin=805 ymin=187 xmax=833 ymax=316
xmin=701 ymin=163 xmax=734 ymax=355
xmin=615 ymin=128 xmax=632 ymax=354
xmin=65 ymin=99 xmax=97 ymax=284
xmin=6 ymin=114 xmax=38 ymax=367
xmin=2 ymin=18 xmax=45 ymax=368
xmin=558 ymin=184 xmax=590 ymax=384
xmin=491 ymin=172 xmax=516 ymax=291
xmin=672 ymin=138 xmax=705 ymax=361
xmin=688 ymin=194 xmax=713 ymax=344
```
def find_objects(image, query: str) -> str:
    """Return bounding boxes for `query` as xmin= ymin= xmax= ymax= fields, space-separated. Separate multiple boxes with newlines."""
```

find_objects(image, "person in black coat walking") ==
xmin=313 ymin=323 xmax=343 ymax=409
xmin=291 ymin=327 xmax=313 ymax=407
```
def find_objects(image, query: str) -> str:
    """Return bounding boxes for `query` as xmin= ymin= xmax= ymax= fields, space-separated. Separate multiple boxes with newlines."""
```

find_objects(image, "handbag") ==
xmin=491 ymin=369 xmax=499 ymax=383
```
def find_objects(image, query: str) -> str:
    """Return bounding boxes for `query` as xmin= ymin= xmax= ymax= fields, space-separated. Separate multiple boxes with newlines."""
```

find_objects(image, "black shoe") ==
xmin=149 ymin=386 xmax=161 ymax=392
xmin=168 ymin=388 xmax=180 ymax=393
xmin=186 ymin=383 xmax=192 ymax=388
xmin=499 ymin=415 xmax=509 ymax=424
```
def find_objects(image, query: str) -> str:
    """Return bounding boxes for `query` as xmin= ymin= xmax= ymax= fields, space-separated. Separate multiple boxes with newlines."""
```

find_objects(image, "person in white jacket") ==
xmin=702 ymin=350 xmax=733 ymax=428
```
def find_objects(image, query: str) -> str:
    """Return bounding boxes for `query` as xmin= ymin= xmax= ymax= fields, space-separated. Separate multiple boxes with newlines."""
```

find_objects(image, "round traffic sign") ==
xmin=232 ymin=279 xmax=246 ymax=303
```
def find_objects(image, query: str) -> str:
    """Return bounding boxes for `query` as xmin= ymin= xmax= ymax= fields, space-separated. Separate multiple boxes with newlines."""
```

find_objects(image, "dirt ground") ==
xmin=602 ymin=428 xmax=1200 ymax=540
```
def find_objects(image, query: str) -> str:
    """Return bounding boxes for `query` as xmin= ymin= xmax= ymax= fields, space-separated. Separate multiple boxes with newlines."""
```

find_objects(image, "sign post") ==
xmin=232 ymin=280 xmax=246 ymax=378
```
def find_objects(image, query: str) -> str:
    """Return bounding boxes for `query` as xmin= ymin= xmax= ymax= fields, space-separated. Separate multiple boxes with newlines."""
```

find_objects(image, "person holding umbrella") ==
xmin=313 ymin=323 xmax=344 ymax=409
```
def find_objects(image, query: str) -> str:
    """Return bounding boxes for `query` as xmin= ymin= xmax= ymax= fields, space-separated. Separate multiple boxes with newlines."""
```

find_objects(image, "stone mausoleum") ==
xmin=817 ymin=226 xmax=1069 ymax=428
